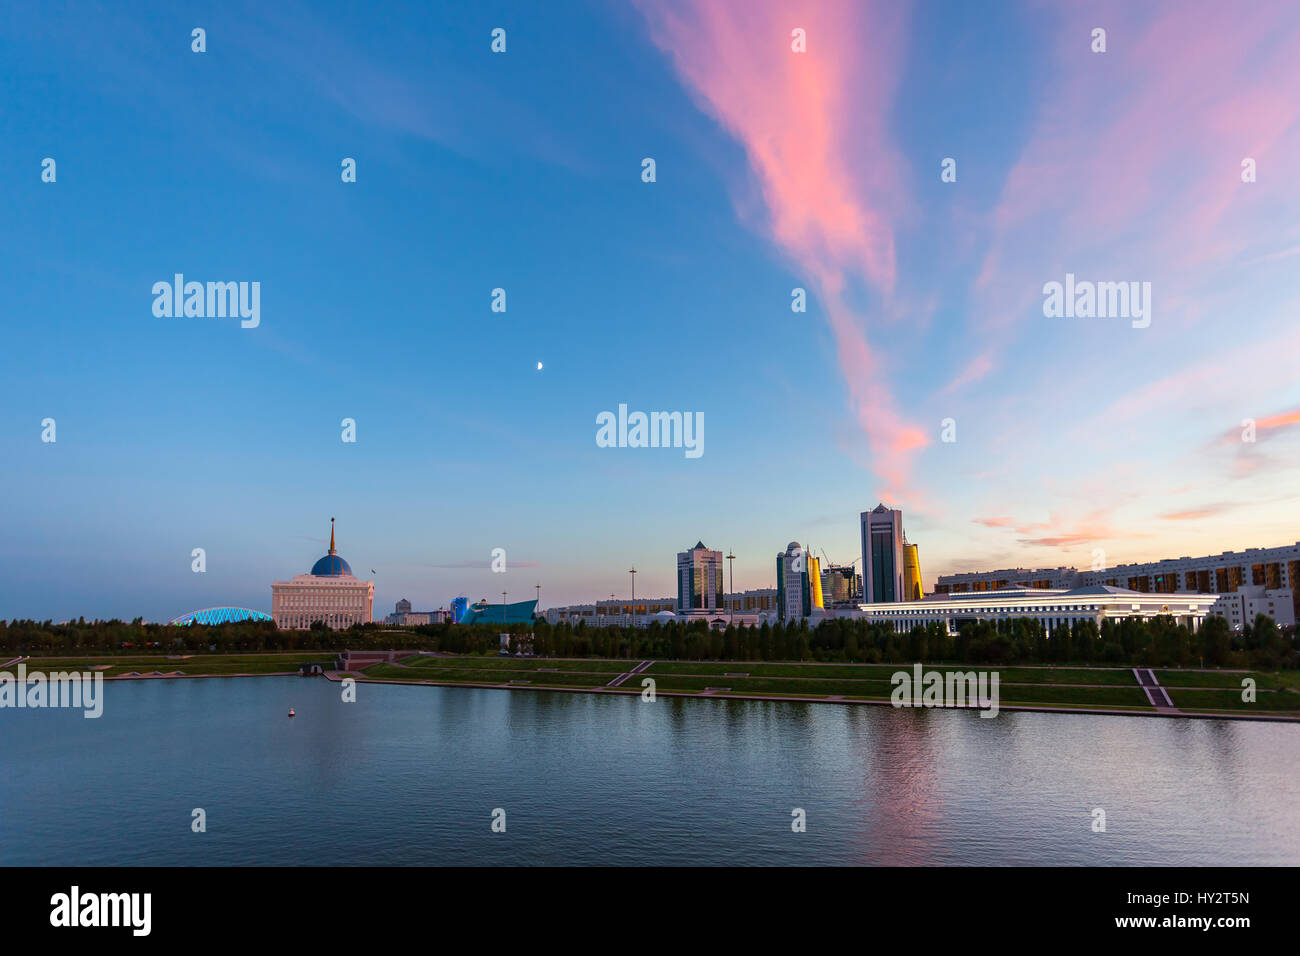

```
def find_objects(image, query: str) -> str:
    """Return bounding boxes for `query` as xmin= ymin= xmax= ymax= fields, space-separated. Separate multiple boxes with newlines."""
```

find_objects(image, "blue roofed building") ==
xmin=457 ymin=598 xmax=538 ymax=626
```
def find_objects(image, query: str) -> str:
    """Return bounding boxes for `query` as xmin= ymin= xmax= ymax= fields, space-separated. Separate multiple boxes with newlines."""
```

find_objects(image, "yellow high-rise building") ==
xmin=903 ymin=543 xmax=923 ymax=601
xmin=808 ymin=555 xmax=824 ymax=610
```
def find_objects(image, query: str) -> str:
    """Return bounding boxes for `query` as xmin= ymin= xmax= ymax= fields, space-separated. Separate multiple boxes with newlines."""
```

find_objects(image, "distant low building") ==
xmin=545 ymin=593 xmax=774 ymax=628
xmin=722 ymin=588 xmax=779 ymax=614
xmin=1209 ymin=586 xmax=1295 ymax=631
xmin=934 ymin=567 xmax=1078 ymax=594
xmin=546 ymin=597 xmax=678 ymax=627
xmin=458 ymin=599 xmax=538 ymax=625
xmin=384 ymin=599 xmax=449 ymax=626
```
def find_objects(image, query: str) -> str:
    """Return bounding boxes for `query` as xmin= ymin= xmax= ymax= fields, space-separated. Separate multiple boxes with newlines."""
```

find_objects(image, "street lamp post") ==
xmin=629 ymin=567 xmax=637 ymax=657
xmin=726 ymin=550 xmax=736 ymax=625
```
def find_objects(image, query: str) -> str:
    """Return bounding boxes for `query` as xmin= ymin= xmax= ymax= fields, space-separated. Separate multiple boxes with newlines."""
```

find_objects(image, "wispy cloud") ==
xmin=972 ymin=508 xmax=1142 ymax=552
xmin=974 ymin=1 xmax=1300 ymax=338
xmin=1255 ymin=409 xmax=1300 ymax=433
xmin=1159 ymin=503 xmax=1232 ymax=521
xmin=634 ymin=0 xmax=927 ymax=501
xmin=940 ymin=351 xmax=995 ymax=396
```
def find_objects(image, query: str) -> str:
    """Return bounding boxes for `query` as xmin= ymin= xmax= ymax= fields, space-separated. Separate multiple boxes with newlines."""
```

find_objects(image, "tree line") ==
xmin=3 ymin=612 xmax=1295 ymax=670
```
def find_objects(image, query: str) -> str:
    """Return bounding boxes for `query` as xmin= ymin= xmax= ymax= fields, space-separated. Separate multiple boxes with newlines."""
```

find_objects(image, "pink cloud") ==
xmin=634 ymin=0 xmax=926 ymax=500
xmin=941 ymin=351 xmax=995 ymax=396
xmin=1159 ymin=508 xmax=1224 ymax=521
xmin=972 ymin=508 xmax=1142 ymax=552
xmin=1255 ymin=409 xmax=1300 ymax=432
xmin=974 ymin=0 xmax=1300 ymax=339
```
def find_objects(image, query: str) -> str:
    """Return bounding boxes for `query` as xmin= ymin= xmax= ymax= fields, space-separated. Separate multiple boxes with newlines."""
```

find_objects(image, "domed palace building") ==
xmin=272 ymin=518 xmax=375 ymax=629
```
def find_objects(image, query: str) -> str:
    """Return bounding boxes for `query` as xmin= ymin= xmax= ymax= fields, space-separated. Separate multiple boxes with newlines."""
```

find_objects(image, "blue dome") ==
xmin=311 ymin=553 xmax=352 ymax=576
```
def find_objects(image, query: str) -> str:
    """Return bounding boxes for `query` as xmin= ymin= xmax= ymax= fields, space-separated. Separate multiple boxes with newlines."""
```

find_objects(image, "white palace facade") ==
xmin=850 ymin=585 xmax=1219 ymax=636
xmin=271 ymin=519 xmax=374 ymax=630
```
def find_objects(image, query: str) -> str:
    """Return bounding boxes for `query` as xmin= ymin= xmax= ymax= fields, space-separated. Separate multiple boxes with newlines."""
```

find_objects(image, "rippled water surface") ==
xmin=3 ymin=676 xmax=1297 ymax=865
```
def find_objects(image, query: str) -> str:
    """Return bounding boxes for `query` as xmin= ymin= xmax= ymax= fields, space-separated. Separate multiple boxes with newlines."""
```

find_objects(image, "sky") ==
xmin=2 ymin=0 xmax=1299 ymax=622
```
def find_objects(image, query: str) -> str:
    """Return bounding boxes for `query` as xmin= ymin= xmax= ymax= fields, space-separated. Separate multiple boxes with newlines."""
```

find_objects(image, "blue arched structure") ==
xmin=170 ymin=607 xmax=273 ymax=626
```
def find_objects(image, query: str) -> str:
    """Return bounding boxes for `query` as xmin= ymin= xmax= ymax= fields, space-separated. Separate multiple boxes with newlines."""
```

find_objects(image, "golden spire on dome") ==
xmin=329 ymin=517 xmax=336 ymax=554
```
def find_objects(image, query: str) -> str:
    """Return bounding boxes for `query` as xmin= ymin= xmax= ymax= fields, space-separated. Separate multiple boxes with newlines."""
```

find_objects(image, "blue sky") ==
xmin=3 ymin=0 xmax=1299 ymax=622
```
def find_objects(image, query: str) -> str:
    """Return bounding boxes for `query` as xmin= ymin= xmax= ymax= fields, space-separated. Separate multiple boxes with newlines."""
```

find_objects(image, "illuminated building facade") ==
xmin=854 ymin=585 xmax=1217 ymax=636
xmin=903 ymin=543 xmax=923 ymax=601
xmin=171 ymin=607 xmax=272 ymax=626
xmin=935 ymin=541 xmax=1300 ymax=622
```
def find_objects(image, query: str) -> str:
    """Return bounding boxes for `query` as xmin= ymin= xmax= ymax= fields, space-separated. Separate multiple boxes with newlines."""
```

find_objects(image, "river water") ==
xmin=2 ymin=675 xmax=1296 ymax=865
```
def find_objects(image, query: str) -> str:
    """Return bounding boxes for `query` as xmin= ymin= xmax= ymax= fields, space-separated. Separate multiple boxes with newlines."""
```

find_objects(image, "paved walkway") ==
xmin=606 ymin=660 xmax=654 ymax=687
xmin=1134 ymin=667 xmax=1177 ymax=710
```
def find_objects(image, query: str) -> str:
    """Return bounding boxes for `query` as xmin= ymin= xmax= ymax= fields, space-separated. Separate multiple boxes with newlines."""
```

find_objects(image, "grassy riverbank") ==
xmin=10 ymin=651 xmax=1298 ymax=718
xmin=355 ymin=654 xmax=1300 ymax=718
xmin=8 ymin=652 xmax=329 ymax=677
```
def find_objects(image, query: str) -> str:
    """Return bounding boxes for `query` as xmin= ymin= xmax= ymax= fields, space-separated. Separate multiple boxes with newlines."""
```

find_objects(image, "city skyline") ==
xmin=19 ymin=508 xmax=1300 ymax=625
xmin=5 ymin=0 xmax=1300 ymax=622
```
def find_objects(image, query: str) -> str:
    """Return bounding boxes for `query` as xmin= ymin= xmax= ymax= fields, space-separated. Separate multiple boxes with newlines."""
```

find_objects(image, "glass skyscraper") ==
xmin=860 ymin=504 xmax=905 ymax=604
xmin=676 ymin=541 xmax=724 ymax=613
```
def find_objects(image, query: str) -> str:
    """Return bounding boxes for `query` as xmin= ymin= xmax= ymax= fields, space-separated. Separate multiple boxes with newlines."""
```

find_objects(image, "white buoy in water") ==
xmin=288 ymin=708 xmax=295 ymax=717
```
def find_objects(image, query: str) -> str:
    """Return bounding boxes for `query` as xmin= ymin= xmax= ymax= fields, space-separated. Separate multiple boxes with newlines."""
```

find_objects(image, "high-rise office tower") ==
xmin=776 ymin=541 xmax=824 ymax=621
xmin=860 ymin=504 xmax=905 ymax=603
xmin=677 ymin=541 xmax=724 ymax=613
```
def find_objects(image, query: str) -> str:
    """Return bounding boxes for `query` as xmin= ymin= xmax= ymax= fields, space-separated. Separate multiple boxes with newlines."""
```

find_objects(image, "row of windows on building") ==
xmin=877 ymin=604 xmax=1105 ymax=616
xmin=276 ymin=613 xmax=363 ymax=628
xmin=276 ymin=593 xmax=367 ymax=609
xmin=578 ymin=603 xmax=677 ymax=616
xmin=939 ymin=562 xmax=1298 ymax=597
xmin=557 ymin=592 xmax=779 ymax=618
xmin=941 ymin=578 xmax=1053 ymax=592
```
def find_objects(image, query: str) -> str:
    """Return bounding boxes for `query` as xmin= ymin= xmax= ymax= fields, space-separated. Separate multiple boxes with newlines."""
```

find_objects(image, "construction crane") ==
xmin=821 ymin=548 xmax=860 ymax=568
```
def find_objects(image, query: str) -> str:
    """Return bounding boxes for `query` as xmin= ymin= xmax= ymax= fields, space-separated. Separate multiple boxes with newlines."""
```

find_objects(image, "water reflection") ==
xmin=0 ymin=677 xmax=1296 ymax=866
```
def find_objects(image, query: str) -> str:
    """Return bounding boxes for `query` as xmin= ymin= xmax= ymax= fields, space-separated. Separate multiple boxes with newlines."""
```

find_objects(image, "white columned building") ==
xmin=847 ymin=585 xmax=1218 ymax=636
